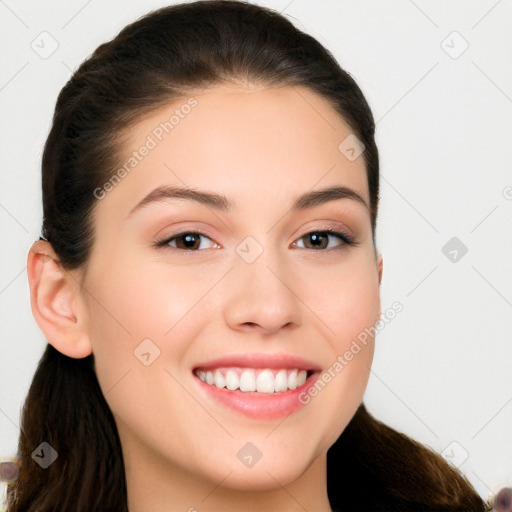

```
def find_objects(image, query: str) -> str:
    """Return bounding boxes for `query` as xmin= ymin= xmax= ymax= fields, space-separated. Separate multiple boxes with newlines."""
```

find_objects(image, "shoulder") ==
xmin=332 ymin=490 xmax=492 ymax=511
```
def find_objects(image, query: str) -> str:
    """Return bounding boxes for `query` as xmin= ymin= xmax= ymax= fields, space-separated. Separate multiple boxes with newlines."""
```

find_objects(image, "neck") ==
xmin=121 ymin=433 xmax=332 ymax=512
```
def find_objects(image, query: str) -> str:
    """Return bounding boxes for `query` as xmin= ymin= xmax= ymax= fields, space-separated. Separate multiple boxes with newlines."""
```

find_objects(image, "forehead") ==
xmin=97 ymin=85 xmax=369 ymax=220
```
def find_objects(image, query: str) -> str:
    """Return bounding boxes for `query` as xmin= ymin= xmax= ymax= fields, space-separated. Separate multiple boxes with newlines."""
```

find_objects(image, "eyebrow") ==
xmin=127 ymin=184 xmax=369 ymax=218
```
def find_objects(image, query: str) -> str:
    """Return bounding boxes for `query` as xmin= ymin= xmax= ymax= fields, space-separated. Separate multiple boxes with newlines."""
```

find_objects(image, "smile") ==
xmin=192 ymin=355 xmax=321 ymax=420
xmin=194 ymin=367 xmax=311 ymax=393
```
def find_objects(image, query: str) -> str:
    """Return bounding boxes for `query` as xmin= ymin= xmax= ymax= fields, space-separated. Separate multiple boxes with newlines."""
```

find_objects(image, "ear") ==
xmin=375 ymin=250 xmax=383 ymax=319
xmin=27 ymin=240 xmax=92 ymax=358
xmin=377 ymin=250 xmax=383 ymax=286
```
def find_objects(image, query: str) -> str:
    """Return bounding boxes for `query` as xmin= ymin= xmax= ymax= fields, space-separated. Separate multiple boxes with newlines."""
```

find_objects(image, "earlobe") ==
xmin=27 ymin=240 xmax=92 ymax=359
xmin=377 ymin=251 xmax=383 ymax=286
xmin=376 ymin=250 xmax=383 ymax=320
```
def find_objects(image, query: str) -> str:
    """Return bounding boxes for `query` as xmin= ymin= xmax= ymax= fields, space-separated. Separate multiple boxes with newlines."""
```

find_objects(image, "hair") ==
xmin=7 ymin=1 xmax=490 ymax=511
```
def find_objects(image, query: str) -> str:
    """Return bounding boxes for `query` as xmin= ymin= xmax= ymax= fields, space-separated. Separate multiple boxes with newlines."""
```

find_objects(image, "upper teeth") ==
xmin=195 ymin=368 xmax=308 ymax=393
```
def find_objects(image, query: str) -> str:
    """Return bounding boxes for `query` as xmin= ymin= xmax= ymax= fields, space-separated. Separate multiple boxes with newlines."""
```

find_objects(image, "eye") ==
xmin=154 ymin=228 xmax=357 ymax=252
xmin=293 ymin=229 xmax=356 ymax=250
xmin=154 ymin=231 xmax=220 ymax=251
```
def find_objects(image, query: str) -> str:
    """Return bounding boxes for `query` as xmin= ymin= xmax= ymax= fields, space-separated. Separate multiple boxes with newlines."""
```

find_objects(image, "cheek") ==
xmin=296 ymin=252 xmax=380 ymax=349
xmin=82 ymin=253 xmax=217 ymax=390
xmin=331 ymin=277 xmax=380 ymax=350
xmin=85 ymin=254 xmax=205 ymax=340
xmin=294 ymin=254 xmax=379 ymax=434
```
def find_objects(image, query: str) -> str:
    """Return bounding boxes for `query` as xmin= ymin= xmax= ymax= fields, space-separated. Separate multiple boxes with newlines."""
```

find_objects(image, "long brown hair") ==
xmin=7 ymin=1 xmax=490 ymax=510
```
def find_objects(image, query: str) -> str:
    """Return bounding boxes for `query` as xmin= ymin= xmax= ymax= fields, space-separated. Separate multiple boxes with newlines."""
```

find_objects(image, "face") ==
xmin=78 ymin=84 xmax=382 ymax=491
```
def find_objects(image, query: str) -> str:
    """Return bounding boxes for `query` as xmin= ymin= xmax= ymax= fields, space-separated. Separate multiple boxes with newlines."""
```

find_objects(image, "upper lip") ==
xmin=193 ymin=353 xmax=322 ymax=373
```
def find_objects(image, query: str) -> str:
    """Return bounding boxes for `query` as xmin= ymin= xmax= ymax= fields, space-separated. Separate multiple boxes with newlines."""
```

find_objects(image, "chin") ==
xmin=222 ymin=467 xmax=306 ymax=492
xmin=215 ymin=450 xmax=317 ymax=492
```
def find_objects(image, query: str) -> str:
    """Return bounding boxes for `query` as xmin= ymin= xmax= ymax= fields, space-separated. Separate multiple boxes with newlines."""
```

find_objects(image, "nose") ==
xmin=223 ymin=248 xmax=302 ymax=335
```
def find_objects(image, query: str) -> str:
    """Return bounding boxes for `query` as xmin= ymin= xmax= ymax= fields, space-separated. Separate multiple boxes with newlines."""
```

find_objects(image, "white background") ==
xmin=0 ymin=0 xmax=511 ymax=504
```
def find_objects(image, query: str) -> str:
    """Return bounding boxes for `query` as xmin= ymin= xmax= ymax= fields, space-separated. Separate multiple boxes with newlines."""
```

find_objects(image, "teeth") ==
xmin=256 ymin=369 xmax=274 ymax=393
xmin=239 ymin=369 xmax=256 ymax=392
xmin=225 ymin=369 xmax=239 ymax=391
xmin=197 ymin=368 xmax=309 ymax=393
xmin=297 ymin=370 xmax=307 ymax=387
xmin=213 ymin=370 xmax=225 ymax=389
xmin=274 ymin=369 xmax=288 ymax=392
xmin=288 ymin=369 xmax=298 ymax=390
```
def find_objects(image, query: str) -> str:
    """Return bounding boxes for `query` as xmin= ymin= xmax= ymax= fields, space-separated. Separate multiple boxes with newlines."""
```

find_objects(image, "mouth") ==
xmin=193 ymin=367 xmax=316 ymax=393
xmin=191 ymin=354 xmax=321 ymax=420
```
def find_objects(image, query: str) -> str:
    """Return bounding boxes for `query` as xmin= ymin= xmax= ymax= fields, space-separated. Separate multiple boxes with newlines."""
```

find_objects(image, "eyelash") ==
xmin=153 ymin=228 xmax=358 ymax=252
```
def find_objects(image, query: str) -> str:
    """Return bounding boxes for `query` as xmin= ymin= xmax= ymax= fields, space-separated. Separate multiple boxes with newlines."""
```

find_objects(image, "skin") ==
xmin=28 ymin=84 xmax=383 ymax=512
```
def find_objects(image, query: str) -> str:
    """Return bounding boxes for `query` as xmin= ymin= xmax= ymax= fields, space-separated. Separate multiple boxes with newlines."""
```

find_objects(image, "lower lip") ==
xmin=193 ymin=372 xmax=320 ymax=420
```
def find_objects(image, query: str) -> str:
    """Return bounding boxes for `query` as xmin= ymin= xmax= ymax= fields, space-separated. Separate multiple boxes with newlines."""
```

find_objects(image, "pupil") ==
xmin=308 ymin=232 xmax=326 ymax=249
xmin=181 ymin=234 xmax=198 ymax=249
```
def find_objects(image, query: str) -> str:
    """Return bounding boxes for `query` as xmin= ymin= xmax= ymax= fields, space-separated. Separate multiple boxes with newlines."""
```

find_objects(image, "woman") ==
xmin=3 ymin=1 xmax=499 ymax=510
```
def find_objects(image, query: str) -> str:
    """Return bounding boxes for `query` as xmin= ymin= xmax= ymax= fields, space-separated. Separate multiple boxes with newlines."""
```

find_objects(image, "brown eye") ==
xmin=294 ymin=230 xmax=355 ymax=250
xmin=174 ymin=233 xmax=202 ymax=250
xmin=303 ymin=232 xmax=329 ymax=249
xmin=155 ymin=232 xmax=219 ymax=251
